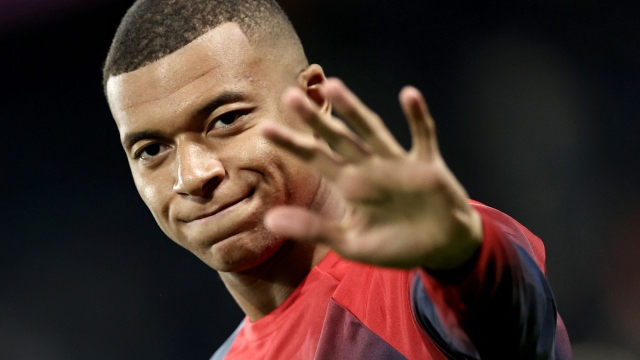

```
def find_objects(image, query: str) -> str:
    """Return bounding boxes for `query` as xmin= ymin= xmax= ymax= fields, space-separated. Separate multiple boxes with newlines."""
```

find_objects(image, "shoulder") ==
xmin=470 ymin=200 xmax=547 ymax=272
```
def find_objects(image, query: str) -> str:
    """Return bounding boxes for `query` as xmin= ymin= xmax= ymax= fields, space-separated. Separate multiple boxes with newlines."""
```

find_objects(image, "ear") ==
xmin=298 ymin=64 xmax=331 ymax=116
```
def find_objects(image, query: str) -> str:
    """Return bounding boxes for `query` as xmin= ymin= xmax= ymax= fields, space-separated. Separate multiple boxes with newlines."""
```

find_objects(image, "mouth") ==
xmin=188 ymin=188 xmax=256 ymax=223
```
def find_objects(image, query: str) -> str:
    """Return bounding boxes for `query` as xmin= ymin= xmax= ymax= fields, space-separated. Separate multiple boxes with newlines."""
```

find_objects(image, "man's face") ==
xmin=106 ymin=23 xmax=321 ymax=272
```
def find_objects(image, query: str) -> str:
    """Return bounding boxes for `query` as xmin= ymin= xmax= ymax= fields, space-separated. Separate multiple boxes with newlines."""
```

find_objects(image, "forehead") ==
xmin=107 ymin=23 xmax=262 ymax=127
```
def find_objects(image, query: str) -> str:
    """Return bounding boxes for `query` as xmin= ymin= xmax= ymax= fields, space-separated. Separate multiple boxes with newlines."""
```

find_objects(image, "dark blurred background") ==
xmin=1 ymin=0 xmax=639 ymax=359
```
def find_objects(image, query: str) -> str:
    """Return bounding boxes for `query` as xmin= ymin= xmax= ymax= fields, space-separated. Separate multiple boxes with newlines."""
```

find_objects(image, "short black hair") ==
xmin=103 ymin=0 xmax=304 ymax=86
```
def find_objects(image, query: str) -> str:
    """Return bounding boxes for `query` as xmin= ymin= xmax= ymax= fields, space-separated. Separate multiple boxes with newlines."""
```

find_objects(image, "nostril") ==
xmin=201 ymin=174 xmax=225 ymax=196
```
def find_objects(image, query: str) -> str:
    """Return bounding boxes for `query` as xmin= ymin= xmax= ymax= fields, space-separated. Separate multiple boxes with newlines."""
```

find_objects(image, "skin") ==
xmin=107 ymin=22 xmax=482 ymax=322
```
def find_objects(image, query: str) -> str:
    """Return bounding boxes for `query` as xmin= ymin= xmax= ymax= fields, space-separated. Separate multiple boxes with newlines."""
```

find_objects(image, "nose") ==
xmin=173 ymin=141 xmax=225 ymax=197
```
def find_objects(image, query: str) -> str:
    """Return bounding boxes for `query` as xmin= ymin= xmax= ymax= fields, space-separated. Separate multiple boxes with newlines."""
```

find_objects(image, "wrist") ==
xmin=422 ymin=207 xmax=483 ymax=271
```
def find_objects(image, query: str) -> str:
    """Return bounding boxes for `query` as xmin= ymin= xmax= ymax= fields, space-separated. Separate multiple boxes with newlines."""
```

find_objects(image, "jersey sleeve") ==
xmin=411 ymin=202 xmax=572 ymax=359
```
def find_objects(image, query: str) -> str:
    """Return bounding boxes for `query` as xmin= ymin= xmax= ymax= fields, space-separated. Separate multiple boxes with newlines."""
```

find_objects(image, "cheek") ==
xmin=133 ymin=172 xmax=174 ymax=233
xmin=139 ymin=182 xmax=157 ymax=204
xmin=229 ymin=129 xmax=320 ymax=206
xmin=133 ymin=172 xmax=157 ymax=206
xmin=261 ymin=138 xmax=319 ymax=204
xmin=241 ymin=133 xmax=272 ymax=163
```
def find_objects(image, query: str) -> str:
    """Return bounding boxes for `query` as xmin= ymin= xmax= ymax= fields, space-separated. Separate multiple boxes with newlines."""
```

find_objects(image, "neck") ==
xmin=218 ymin=179 xmax=343 ymax=322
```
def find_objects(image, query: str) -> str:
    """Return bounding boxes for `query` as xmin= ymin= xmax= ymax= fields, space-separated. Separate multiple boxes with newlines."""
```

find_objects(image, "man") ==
xmin=104 ymin=0 xmax=572 ymax=358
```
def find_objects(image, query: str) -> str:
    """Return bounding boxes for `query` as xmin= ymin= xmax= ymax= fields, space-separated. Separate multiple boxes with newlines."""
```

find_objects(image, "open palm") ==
xmin=262 ymin=78 xmax=482 ymax=270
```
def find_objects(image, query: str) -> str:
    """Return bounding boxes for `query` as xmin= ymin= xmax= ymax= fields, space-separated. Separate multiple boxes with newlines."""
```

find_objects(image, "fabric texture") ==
xmin=211 ymin=202 xmax=572 ymax=359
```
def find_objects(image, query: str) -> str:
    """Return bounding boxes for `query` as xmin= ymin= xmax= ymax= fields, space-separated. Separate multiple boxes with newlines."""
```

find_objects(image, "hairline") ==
xmin=103 ymin=21 xmax=307 ymax=92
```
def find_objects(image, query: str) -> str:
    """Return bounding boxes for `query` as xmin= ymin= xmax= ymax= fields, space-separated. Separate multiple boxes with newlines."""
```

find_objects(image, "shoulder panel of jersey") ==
xmin=216 ymin=251 xmax=349 ymax=359
xmin=469 ymin=200 xmax=546 ymax=273
xmin=331 ymin=262 xmax=448 ymax=359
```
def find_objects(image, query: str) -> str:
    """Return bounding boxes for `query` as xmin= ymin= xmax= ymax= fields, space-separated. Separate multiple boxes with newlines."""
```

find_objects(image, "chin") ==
xmin=199 ymin=227 xmax=287 ymax=273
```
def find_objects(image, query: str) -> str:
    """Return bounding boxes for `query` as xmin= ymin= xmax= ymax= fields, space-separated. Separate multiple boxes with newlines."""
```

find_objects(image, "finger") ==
xmin=399 ymin=86 xmax=439 ymax=159
xmin=283 ymin=87 xmax=371 ymax=163
xmin=323 ymin=78 xmax=405 ymax=158
xmin=265 ymin=206 xmax=345 ymax=246
xmin=260 ymin=121 xmax=343 ymax=181
xmin=337 ymin=159 xmax=441 ymax=203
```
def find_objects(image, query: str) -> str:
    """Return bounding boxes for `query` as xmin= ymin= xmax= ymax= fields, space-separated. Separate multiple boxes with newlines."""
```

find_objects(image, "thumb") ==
xmin=264 ymin=206 xmax=344 ymax=246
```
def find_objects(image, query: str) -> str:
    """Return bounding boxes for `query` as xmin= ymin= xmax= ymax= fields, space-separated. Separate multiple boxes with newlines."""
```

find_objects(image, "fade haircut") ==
xmin=103 ymin=0 xmax=305 ymax=86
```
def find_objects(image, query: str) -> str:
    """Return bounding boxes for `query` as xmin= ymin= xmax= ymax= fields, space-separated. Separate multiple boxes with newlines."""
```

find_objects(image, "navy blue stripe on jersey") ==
xmin=413 ymin=241 xmax=566 ymax=359
xmin=314 ymin=299 xmax=407 ymax=360
xmin=412 ymin=276 xmax=479 ymax=360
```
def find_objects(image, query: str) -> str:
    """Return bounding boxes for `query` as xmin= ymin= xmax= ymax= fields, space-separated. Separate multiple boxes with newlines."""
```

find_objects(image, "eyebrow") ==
xmin=195 ymin=91 xmax=246 ymax=117
xmin=122 ymin=130 xmax=166 ymax=150
xmin=122 ymin=91 xmax=246 ymax=149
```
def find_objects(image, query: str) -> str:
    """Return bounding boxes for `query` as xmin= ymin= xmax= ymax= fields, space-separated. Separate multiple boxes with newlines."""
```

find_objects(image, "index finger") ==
xmin=323 ymin=78 xmax=405 ymax=158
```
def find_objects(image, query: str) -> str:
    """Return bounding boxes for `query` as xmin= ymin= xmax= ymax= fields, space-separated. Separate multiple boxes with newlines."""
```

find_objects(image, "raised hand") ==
xmin=261 ymin=78 xmax=483 ymax=270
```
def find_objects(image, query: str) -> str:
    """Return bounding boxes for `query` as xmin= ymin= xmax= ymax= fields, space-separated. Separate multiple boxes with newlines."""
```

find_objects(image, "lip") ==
xmin=187 ymin=188 xmax=255 ymax=223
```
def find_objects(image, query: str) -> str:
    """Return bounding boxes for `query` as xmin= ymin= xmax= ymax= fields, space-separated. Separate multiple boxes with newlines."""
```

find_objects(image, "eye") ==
xmin=137 ymin=143 xmax=168 ymax=160
xmin=212 ymin=110 xmax=247 ymax=129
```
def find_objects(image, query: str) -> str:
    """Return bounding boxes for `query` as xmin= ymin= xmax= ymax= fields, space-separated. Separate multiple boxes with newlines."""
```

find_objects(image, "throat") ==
xmin=219 ymin=241 xmax=330 ymax=322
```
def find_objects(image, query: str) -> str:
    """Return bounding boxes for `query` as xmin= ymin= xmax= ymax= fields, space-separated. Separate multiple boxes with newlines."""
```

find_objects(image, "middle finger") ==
xmin=283 ymin=87 xmax=371 ymax=163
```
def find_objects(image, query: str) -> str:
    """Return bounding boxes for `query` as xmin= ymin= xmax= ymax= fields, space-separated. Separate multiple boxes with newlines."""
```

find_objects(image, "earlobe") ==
xmin=298 ymin=64 xmax=331 ymax=115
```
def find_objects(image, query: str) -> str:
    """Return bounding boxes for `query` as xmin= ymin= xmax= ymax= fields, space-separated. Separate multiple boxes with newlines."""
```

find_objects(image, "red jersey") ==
xmin=211 ymin=202 xmax=572 ymax=359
